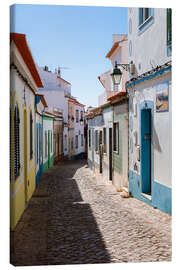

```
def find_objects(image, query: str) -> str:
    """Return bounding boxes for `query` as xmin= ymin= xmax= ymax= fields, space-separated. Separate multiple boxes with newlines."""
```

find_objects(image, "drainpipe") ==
xmin=35 ymin=96 xmax=37 ymax=184
xmin=126 ymin=82 xmax=130 ymax=193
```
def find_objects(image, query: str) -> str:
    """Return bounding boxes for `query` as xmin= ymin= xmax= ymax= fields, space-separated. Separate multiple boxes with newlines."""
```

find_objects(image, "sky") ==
xmin=10 ymin=4 xmax=128 ymax=108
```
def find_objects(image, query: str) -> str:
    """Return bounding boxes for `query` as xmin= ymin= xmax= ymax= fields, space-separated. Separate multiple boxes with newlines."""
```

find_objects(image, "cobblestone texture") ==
xmin=10 ymin=159 xmax=171 ymax=266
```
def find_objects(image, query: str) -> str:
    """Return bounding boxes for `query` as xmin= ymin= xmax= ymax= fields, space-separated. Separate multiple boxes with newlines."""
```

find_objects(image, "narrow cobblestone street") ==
xmin=10 ymin=159 xmax=171 ymax=266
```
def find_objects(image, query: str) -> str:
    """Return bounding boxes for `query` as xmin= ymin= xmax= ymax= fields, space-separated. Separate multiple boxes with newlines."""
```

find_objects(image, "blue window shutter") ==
xmin=37 ymin=124 xmax=38 ymax=164
xmin=139 ymin=8 xmax=143 ymax=25
xmin=149 ymin=8 xmax=153 ymax=17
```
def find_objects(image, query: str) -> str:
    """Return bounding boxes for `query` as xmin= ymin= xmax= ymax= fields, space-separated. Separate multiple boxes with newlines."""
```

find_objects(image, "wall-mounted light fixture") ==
xmin=111 ymin=60 xmax=134 ymax=86
xmin=80 ymin=118 xmax=84 ymax=125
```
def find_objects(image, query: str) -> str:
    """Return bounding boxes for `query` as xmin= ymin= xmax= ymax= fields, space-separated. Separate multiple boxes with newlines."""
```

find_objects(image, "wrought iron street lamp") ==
xmin=80 ymin=118 xmax=84 ymax=125
xmin=111 ymin=61 xmax=134 ymax=86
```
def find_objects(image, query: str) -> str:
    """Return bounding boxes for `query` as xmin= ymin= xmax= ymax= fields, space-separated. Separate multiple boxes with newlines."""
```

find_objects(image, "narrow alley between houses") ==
xmin=11 ymin=159 xmax=171 ymax=266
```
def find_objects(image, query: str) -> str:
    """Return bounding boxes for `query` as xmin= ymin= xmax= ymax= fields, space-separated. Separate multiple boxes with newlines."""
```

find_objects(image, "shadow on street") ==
xmin=10 ymin=159 xmax=112 ymax=266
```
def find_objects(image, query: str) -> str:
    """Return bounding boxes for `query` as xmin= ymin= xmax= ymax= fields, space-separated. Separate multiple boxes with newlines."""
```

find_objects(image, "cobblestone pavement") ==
xmin=10 ymin=159 xmax=172 ymax=266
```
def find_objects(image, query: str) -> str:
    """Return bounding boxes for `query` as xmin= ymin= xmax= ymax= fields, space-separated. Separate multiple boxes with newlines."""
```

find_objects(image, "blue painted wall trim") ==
xmin=35 ymin=95 xmax=41 ymax=105
xmin=74 ymin=152 xmax=86 ymax=159
xmin=129 ymin=170 xmax=172 ymax=214
xmin=126 ymin=65 xmax=171 ymax=89
xmin=152 ymin=181 xmax=172 ymax=214
xmin=129 ymin=170 xmax=153 ymax=207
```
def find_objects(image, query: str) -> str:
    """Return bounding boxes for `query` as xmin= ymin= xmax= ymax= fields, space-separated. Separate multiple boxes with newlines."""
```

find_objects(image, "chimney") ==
xmin=44 ymin=65 xmax=48 ymax=71
xmin=58 ymin=67 xmax=61 ymax=77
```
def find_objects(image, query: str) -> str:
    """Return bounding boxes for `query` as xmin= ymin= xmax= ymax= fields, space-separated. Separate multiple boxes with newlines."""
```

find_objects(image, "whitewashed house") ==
xmin=127 ymin=8 xmax=172 ymax=213
xmin=87 ymin=34 xmax=129 ymax=193
xmin=74 ymin=100 xmax=85 ymax=158
xmin=37 ymin=66 xmax=71 ymax=158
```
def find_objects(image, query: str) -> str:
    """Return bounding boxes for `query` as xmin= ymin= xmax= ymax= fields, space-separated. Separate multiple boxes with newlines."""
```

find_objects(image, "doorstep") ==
xmin=141 ymin=192 xmax=152 ymax=201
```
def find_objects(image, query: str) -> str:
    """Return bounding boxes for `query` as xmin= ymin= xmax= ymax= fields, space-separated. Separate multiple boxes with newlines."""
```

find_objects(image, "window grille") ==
xmin=14 ymin=103 xmax=20 ymax=179
xmin=113 ymin=123 xmax=119 ymax=152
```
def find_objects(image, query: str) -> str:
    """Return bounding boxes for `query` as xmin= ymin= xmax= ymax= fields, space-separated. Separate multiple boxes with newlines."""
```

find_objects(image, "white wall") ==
xmin=128 ymin=8 xmax=171 ymax=77
xmin=35 ymin=113 xmax=42 ymax=173
xmin=38 ymin=90 xmax=68 ymax=123
xmin=128 ymin=7 xmax=171 ymax=189
xmin=128 ymin=73 xmax=171 ymax=188
xmin=43 ymin=118 xmax=54 ymax=164
xmin=102 ymin=106 xmax=113 ymax=181
xmin=74 ymin=104 xmax=85 ymax=155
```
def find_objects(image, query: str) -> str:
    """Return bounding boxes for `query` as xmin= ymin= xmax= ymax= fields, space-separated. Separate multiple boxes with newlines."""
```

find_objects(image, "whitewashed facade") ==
xmin=128 ymin=7 xmax=172 ymax=213
xmin=37 ymin=66 xmax=71 ymax=157
xmin=74 ymin=103 xmax=85 ymax=157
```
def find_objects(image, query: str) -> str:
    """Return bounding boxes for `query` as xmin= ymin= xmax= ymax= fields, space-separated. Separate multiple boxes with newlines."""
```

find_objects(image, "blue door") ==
xmin=141 ymin=109 xmax=152 ymax=195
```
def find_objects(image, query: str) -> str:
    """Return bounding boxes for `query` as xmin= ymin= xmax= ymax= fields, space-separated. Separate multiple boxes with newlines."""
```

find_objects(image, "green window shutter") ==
xmin=167 ymin=8 xmax=172 ymax=46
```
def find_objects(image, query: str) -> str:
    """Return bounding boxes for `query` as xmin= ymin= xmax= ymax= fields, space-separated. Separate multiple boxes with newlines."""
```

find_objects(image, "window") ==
xmin=99 ymin=130 xmax=102 ymax=149
xmin=51 ymin=131 xmax=52 ymax=152
xmin=113 ymin=123 xmax=119 ymax=152
xmin=89 ymin=129 xmax=91 ymax=148
xmin=81 ymin=134 xmax=84 ymax=146
xmin=103 ymin=128 xmax=107 ymax=153
xmin=167 ymin=8 xmax=172 ymax=53
xmin=138 ymin=8 xmax=153 ymax=33
xmin=30 ymin=111 xmax=33 ymax=160
xmin=76 ymin=109 xmax=79 ymax=122
xmin=95 ymin=130 xmax=98 ymax=151
xmin=75 ymin=135 xmax=78 ymax=149
xmin=14 ymin=103 xmax=20 ymax=179
xmin=64 ymin=134 xmax=67 ymax=151
xmin=45 ymin=131 xmax=48 ymax=157
xmin=37 ymin=125 xmax=38 ymax=164
xmin=80 ymin=111 xmax=83 ymax=121
xmin=58 ymin=134 xmax=60 ymax=154
xmin=139 ymin=8 xmax=150 ymax=25
xmin=39 ymin=125 xmax=42 ymax=162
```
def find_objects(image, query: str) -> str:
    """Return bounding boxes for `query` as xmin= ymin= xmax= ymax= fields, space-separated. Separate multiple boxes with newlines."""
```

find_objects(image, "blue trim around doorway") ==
xmin=129 ymin=169 xmax=172 ymax=214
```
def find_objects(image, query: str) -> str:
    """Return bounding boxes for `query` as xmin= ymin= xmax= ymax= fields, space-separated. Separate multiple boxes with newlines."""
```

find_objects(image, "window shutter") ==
xmin=167 ymin=8 xmax=172 ymax=46
xmin=30 ymin=112 xmax=33 ymax=159
xmin=37 ymin=124 xmax=38 ymax=164
xmin=139 ymin=8 xmax=143 ymax=25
